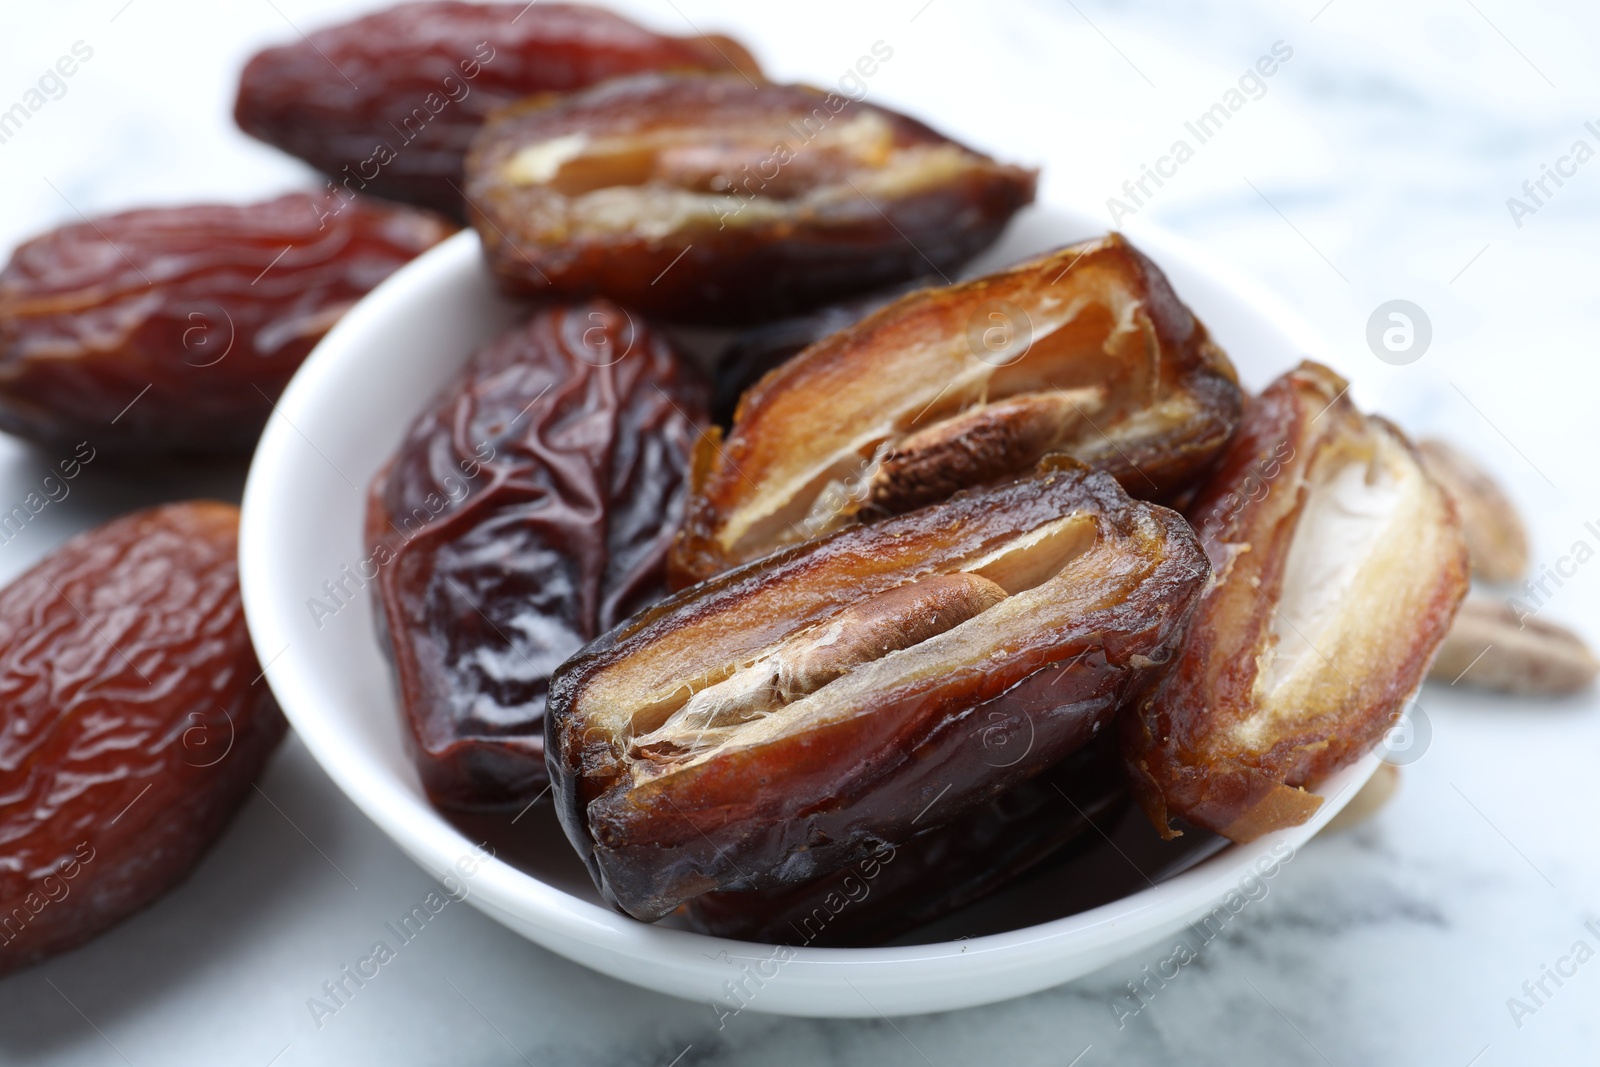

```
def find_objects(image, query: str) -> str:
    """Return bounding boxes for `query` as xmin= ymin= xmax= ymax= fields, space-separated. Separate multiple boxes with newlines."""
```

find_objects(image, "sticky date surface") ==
xmin=367 ymin=303 xmax=707 ymax=813
xmin=0 ymin=503 xmax=284 ymax=975
xmin=0 ymin=193 xmax=451 ymax=455
xmin=547 ymin=459 xmax=1207 ymax=920
xmin=235 ymin=2 xmax=759 ymax=218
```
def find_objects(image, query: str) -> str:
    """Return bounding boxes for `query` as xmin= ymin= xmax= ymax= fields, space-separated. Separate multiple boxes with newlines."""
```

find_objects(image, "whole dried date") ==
xmin=683 ymin=730 xmax=1128 ymax=946
xmin=1124 ymin=362 xmax=1469 ymax=843
xmin=0 ymin=193 xmax=451 ymax=455
xmin=671 ymin=234 xmax=1242 ymax=586
xmin=465 ymin=73 xmax=1037 ymax=323
xmin=367 ymin=302 xmax=707 ymax=813
xmin=0 ymin=503 xmax=285 ymax=975
xmin=547 ymin=458 xmax=1208 ymax=921
xmin=235 ymin=2 xmax=760 ymax=218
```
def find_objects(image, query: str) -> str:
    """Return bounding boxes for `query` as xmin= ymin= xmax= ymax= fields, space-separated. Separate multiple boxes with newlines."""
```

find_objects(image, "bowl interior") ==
xmin=239 ymin=204 xmax=1374 ymax=1017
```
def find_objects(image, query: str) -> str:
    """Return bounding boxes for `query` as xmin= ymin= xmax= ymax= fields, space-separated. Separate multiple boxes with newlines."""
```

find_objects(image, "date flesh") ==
xmin=547 ymin=459 xmax=1208 ymax=920
xmin=0 ymin=503 xmax=285 ymax=975
xmin=465 ymin=73 xmax=1037 ymax=324
xmin=1124 ymin=362 xmax=1469 ymax=842
xmin=711 ymin=277 xmax=937 ymax=425
xmin=235 ymin=2 xmax=759 ymax=219
xmin=0 ymin=193 xmax=452 ymax=455
xmin=670 ymin=234 xmax=1242 ymax=586
xmin=683 ymin=730 xmax=1128 ymax=946
xmin=367 ymin=303 xmax=707 ymax=813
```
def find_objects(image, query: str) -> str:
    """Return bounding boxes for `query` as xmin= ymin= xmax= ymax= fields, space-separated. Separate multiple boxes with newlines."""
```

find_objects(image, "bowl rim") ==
xmin=238 ymin=205 xmax=1378 ymax=1017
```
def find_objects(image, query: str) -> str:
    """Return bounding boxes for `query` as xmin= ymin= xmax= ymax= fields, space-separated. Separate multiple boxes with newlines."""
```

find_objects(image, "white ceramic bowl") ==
xmin=238 ymin=203 xmax=1378 ymax=1018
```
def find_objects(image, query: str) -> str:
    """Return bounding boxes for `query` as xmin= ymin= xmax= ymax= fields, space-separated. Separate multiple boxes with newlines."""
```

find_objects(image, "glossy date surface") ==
xmin=0 ymin=193 xmax=451 ymax=455
xmin=671 ymin=234 xmax=1242 ymax=586
xmin=465 ymin=72 xmax=1037 ymax=324
xmin=683 ymin=730 xmax=1128 ymax=946
xmin=235 ymin=2 xmax=759 ymax=218
xmin=547 ymin=459 xmax=1207 ymax=920
xmin=1123 ymin=362 xmax=1469 ymax=842
xmin=0 ymin=502 xmax=284 ymax=975
xmin=367 ymin=303 xmax=707 ymax=813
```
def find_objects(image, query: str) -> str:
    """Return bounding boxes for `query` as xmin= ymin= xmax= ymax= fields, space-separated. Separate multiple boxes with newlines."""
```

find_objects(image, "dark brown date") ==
xmin=670 ymin=234 xmax=1242 ymax=586
xmin=0 ymin=193 xmax=452 ymax=455
xmin=683 ymin=730 xmax=1128 ymax=946
xmin=234 ymin=2 xmax=760 ymax=218
xmin=0 ymin=502 xmax=285 ymax=975
xmin=547 ymin=458 xmax=1207 ymax=921
xmin=465 ymin=73 xmax=1037 ymax=324
xmin=367 ymin=302 xmax=708 ymax=813
xmin=1124 ymin=363 xmax=1469 ymax=842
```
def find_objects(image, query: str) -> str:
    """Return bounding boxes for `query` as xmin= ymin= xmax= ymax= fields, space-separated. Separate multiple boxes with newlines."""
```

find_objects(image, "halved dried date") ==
xmin=1124 ymin=362 xmax=1469 ymax=843
xmin=235 ymin=2 xmax=759 ymax=219
xmin=0 ymin=193 xmax=452 ymax=455
xmin=682 ymin=730 xmax=1128 ymax=946
xmin=0 ymin=503 xmax=284 ymax=975
xmin=546 ymin=458 xmax=1207 ymax=920
xmin=670 ymin=234 xmax=1241 ymax=585
xmin=367 ymin=302 xmax=707 ymax=813
xmin=465 ymin=73 xmax=1036 ymax=323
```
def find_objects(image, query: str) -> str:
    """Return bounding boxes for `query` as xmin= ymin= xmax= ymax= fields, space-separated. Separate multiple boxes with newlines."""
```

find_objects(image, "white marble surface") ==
xmin=1 ymin=1 xmax=1597 ymax=1064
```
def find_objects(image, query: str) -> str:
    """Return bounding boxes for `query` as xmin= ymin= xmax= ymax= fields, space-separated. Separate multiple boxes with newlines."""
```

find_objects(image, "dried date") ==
xmin=235 ymin=2 xmax=760 ymax=219
xmin=1123 ymin=362 xmax=1469 ymax=842
xmin=547 ymin=458 xmax=1207 ymax=921
xmin=671 ymin=234 xmax=1242 ymax=586
xmin=465 ymin=73 xmax=1037 ymax=323
xmin=0 ymin=193 xmax=452 ymax=455
xmin=0 ymin=502 xmax=285 ymax=975
xmin=367 ymin=302 xmax=707 ymax=813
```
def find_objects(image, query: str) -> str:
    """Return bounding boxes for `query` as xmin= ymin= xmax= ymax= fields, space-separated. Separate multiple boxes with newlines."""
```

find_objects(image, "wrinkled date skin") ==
xmin=671 ymin=234 xmax=1242 ymax=586
xmin=683 ymin=730 xmax=1128 ymax=946
xmin=0 ymin=503 xmax=285 ymax=976
xmin=710 ymin=276 xmax=936 ymax=425
xmin=0 ymin=193 xmax=452 ymax=455
xmin=465 ymin=73 xmax=1037 ymax=324
xmin=547 ymin=459 xmax=1207 ymax=921
xmin=235 ymin=2 xmax=759 ymax=219
xmin=367 ymin=303 xmax=707 ymax=813
xmin=1124 ymin=362 xmax=1469 ymax=843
